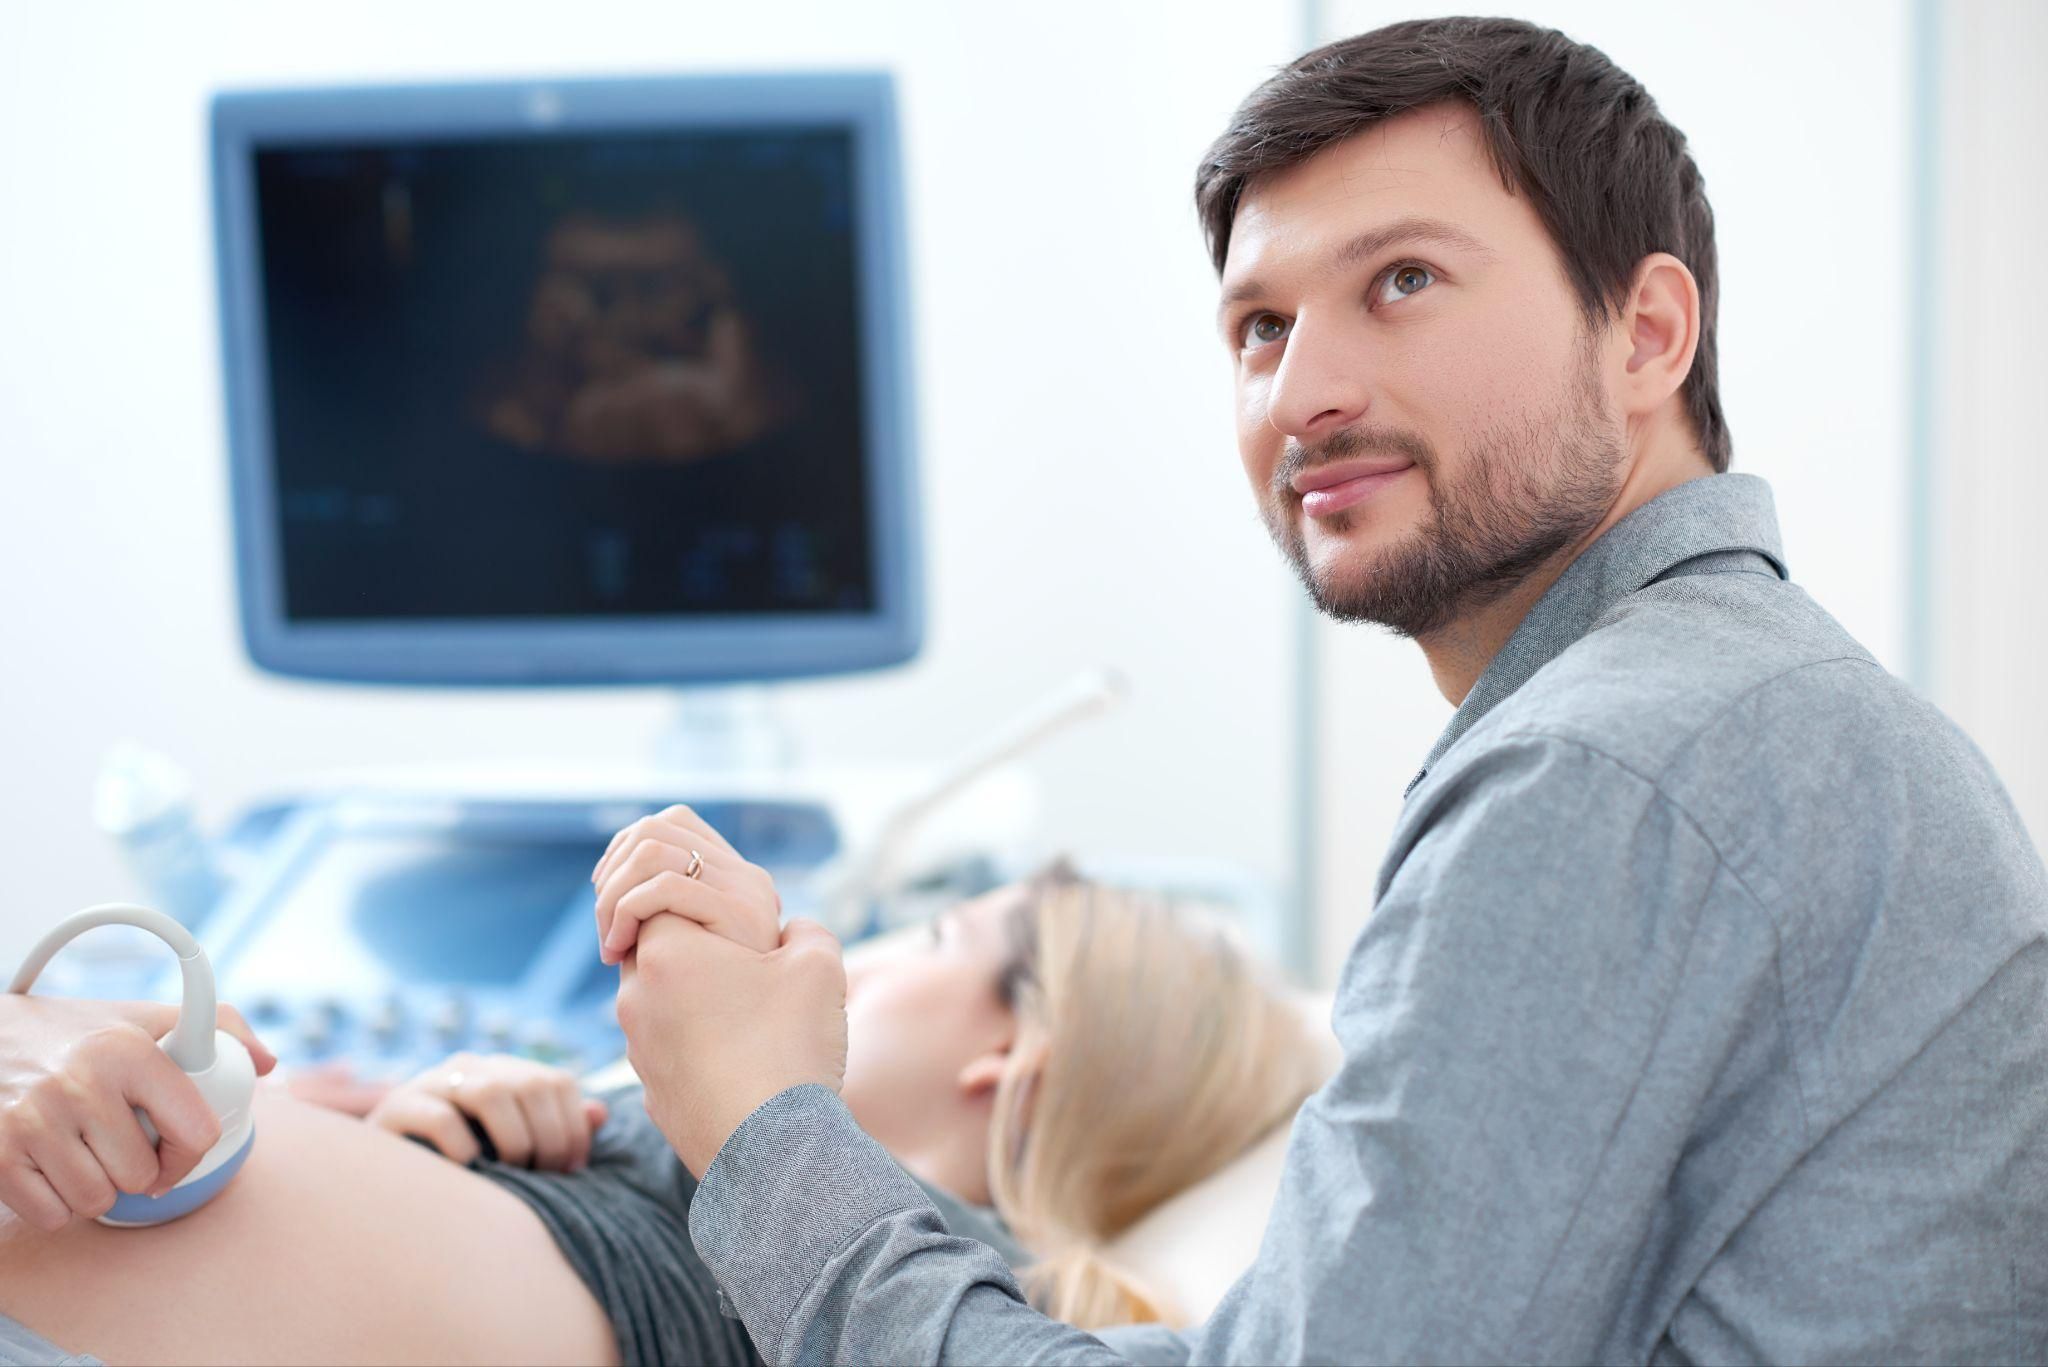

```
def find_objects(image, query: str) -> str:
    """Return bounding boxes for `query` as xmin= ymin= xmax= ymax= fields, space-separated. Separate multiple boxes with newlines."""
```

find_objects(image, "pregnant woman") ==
xmin=0 ymin=861 xmax=1322 ymax=1366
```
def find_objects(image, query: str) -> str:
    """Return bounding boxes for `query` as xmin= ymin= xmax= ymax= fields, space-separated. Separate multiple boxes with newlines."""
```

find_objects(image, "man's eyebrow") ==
xmin=1215 ymin=215 xmax=1499 ymax=319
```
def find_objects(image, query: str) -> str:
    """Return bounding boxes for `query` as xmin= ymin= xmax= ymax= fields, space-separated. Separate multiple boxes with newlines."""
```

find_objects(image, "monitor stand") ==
xmin=655 ymin=686 xmax=798 ymax=777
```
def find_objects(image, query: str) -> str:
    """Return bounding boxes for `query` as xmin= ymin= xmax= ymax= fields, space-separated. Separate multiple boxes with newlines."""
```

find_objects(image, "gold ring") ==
xmin=684 ymin=849 xmax=705 ymax=880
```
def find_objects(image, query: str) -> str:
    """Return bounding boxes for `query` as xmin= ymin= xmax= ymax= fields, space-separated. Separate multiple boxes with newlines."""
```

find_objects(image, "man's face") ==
xmin=1220 ymin=102 xmax=1627 ymax=637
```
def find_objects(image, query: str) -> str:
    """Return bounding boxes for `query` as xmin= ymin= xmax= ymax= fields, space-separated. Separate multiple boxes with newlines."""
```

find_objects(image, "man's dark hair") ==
xmin=1195 ymin=16 xmax=1731 ymax=473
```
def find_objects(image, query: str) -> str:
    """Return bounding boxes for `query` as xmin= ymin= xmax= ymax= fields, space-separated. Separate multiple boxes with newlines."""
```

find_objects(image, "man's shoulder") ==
xmin=1454 ymin=562 xmax=2044 ymax=915
xmin=1487 ymin=569 xmax=1896 ymax=783
xmin=1440 ymin=566 xmax=2042 ymax=918
xmin=1423 ymin=568 xmax=2048 ymax=1143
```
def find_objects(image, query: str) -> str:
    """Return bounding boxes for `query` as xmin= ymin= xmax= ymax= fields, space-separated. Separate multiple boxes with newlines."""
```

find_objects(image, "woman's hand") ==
xmin=0 ymin=994 xmax=277 ymax=1231
xmin=367 ymin=1053 xmax=608 ymax=1172
xmin=590 ymin=804 xmax=782 ymax=964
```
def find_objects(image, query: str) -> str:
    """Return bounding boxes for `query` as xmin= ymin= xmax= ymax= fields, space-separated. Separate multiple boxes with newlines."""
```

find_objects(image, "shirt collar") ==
xmin=1406 ymin=472 xmax=1789 ymax=796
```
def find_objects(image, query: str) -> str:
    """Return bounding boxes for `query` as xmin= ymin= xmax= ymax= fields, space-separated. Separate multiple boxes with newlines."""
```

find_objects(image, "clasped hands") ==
xmin=591 ymin=805 xmax=848 ymax=1177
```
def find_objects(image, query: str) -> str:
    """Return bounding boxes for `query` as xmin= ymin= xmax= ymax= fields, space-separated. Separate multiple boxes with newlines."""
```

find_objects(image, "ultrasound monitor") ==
xmin=210 ymin=75 xmax=921 ymax=684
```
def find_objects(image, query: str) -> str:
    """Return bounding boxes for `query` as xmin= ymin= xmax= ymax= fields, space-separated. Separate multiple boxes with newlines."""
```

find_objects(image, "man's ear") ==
xmin=1616 ymin=251 xmax=1701 ymax=421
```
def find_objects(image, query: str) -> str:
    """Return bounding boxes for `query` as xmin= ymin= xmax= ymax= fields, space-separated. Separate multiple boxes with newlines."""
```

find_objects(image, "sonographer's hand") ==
xmin=0 ymin=994 xmax=276 ymax=1231
xmin=368 ymin=1053 xmax=608 ymax=1172
xmin=590 ymin=804 xmax=782 ymax=963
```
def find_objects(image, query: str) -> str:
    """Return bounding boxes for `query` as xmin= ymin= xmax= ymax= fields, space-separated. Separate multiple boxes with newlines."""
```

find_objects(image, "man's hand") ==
xmin=0 ymin=994 xmax=277 ymax=1230
xmin=617 ymin=913 xmax=848 ymax=1178
xmin=596 ymin=802 xmax=845 ymax=1175
xmin=367 ymin=1052 xmax=608 ymax=1171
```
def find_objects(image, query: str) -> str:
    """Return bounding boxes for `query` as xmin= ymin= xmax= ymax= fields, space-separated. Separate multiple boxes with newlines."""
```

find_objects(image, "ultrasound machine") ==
xmin=130 ymin=73 xmax=929 ymax=1078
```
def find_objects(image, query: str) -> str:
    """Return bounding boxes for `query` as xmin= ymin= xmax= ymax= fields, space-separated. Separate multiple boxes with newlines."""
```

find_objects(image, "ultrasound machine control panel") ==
xmin=167 ymin=794 xmax=838 ymax=1078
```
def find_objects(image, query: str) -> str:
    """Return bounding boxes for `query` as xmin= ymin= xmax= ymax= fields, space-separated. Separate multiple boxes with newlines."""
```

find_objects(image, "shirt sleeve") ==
xmin=690 ymin=733 xmax=1768 ymax=1364
xmin=688 ymin=1083 xmax=1158 ymax=1364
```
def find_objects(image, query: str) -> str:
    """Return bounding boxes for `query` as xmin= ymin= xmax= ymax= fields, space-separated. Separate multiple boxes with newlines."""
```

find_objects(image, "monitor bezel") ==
xmin=211 ymin=73 xmax=922 ymax=685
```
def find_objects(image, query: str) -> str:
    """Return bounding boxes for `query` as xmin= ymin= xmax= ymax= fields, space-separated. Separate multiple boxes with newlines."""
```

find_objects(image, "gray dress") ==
xmin=476 ymin=1084 xmax=1026 ymax=1365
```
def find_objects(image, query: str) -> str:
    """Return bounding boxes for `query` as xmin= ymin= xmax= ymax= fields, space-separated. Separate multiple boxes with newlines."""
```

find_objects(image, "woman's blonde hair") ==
xmin=984 ymin=864 xmax=1322 ymax=1330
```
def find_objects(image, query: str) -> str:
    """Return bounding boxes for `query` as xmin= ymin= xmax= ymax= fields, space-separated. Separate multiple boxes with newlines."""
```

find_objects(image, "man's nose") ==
xmin=1266 ymin=316 xmax=1370 ymax=440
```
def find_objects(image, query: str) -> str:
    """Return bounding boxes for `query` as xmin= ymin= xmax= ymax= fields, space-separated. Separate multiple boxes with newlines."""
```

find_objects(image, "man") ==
xmin=598 ymin=15 xmax=2047 ymax=1364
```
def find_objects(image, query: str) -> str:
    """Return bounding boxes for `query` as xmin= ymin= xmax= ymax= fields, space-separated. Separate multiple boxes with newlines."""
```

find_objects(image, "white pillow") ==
xmin=1099 ymin=992 xmax=1339 ymax=1325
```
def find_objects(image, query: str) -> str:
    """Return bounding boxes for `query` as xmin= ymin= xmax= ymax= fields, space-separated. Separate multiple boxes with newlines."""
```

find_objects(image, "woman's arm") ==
xmin=365 ymin=1053 xmax=608 ymax=1171
xmin=0 ymin=1087 xmax=619 ymax=1366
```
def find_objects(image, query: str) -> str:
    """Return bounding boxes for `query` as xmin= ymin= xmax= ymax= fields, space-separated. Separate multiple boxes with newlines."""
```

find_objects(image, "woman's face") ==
xmin=838 ymin=886 xmax=1022 ymax=1189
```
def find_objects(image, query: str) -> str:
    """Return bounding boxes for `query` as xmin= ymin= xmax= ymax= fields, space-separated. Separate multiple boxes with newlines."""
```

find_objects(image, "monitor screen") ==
xmin=213 ymin=76 xmax=920 ymax=684
xmin=257 ymin=131 xmax=872 ymax=621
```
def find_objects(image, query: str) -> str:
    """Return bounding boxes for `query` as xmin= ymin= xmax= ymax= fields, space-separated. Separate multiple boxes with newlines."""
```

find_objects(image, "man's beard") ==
xmin=1262 ymin=340 xmax=1625 ymax=639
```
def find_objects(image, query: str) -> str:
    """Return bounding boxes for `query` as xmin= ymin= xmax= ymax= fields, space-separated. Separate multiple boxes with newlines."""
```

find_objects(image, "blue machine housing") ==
xmin=155 ymin=791 xmax=843 ymax=1078
xmin=210 ymin=73 xmax=923 ymax=685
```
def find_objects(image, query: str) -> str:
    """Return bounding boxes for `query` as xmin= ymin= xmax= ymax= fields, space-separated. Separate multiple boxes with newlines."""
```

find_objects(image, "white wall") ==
xmin=0 ymin=0 xmax=1308 ymax=966
xmin=1306 ymin=2 xmax=1916 ymax=979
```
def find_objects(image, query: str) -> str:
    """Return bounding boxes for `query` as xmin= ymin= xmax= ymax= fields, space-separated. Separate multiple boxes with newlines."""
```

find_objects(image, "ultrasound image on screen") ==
xmin=254 ymin=130 xmax=873 ymax=620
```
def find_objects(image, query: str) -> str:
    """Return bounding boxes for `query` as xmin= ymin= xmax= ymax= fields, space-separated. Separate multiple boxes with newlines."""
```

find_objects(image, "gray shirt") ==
xmin=475 ymin=1084 xmax=1025 ymax=1365
xmin=687 ymin=474 xmax=2048 ymax=1365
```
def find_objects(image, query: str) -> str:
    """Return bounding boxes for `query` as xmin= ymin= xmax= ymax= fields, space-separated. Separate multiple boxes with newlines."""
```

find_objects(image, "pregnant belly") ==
xmin=0 ymin=1088 xmax=619 ymax=1366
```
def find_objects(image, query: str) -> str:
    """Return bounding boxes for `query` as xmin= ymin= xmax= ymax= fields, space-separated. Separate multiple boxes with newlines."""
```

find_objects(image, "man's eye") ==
xmin=1241 ymin=312 xmax=1291 ymax=350
xmin=1376 ymin=263 xmax=1436 ymax=305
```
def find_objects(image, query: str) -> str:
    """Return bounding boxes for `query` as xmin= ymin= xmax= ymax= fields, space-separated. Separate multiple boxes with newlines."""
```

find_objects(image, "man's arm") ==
xmin=690 ymin=1085 xmax=1152 ymax=1364
xmin=680 ymin=736 xmax=1777 ymax=1364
